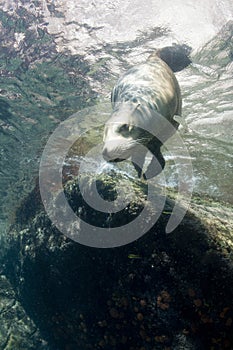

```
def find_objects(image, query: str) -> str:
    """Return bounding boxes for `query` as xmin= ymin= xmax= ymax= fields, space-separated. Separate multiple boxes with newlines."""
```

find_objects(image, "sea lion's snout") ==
xmin=102 ymin=121 xmax=132 ymax=163
xmin=102 ymin=147 xmax=112 ymax=162
xmin=102 ymin=146 xmax=126 ymax=163
xmin=102 ymin=146 xmax=115 ymax=162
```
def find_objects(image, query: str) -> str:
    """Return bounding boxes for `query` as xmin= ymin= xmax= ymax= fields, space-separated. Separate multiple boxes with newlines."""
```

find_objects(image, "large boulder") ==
xmin=2 ymin=172 xmax=233 ymax=350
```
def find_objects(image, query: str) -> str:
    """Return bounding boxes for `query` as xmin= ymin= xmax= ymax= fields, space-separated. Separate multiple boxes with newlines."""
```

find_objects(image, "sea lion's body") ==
xmin=102 ymin=51 xmax=182 ymax=179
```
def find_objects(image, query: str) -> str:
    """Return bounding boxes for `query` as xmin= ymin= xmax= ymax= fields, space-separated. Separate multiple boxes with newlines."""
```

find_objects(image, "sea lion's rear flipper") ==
xmin=143 ymin=150 xmax=165 ymax=180
xmin=148 ymin=45 xmax=192 ymax=72
xmin=173 ymin=115 xmax=182 ymax=124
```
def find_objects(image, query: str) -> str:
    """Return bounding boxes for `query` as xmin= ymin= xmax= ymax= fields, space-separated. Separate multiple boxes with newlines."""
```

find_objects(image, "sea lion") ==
xmin=102 ymin=47 xmax=184 ymax=179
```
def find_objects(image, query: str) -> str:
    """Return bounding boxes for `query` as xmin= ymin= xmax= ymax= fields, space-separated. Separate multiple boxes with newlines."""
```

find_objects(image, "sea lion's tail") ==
xmin=147 ymin=45 xmax=192 ymax=72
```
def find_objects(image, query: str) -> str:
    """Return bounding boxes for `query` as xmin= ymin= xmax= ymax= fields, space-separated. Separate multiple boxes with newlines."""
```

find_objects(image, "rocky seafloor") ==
xmin=1 ymin=170 xmax=233 ymax=350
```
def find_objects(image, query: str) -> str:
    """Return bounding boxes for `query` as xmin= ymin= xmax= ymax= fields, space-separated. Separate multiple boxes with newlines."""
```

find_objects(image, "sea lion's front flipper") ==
xmin=143 ymin=150 xmax=165 ymax=180
xmin=131 ymin=148 xmax=147 ymax=178
xmin=173 ymin=115 xmax=183 ymax=124
xmin=173 ymin=115 xmax=189 ymax=132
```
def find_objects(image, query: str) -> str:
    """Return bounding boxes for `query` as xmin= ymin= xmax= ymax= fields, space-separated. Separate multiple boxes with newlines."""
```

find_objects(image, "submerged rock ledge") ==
xmin=1 ymin=173 xmax=233 ymax=350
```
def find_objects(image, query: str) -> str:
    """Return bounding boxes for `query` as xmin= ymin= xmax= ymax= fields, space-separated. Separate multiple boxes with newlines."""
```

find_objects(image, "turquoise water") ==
xmin=0 ymin=12 xmax=96 ymax=229
xmin=0 ymin=4 xmax=232 ymax=233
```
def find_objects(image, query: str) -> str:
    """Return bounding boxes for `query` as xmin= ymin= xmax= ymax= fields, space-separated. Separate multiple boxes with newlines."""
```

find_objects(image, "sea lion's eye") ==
xmin=119 ymin=124 xmax=129 ymax=132
xmin=118 ymin=124 xmax=132 ymax=137
xmin=121 ymin=124 xmax=129 ymax=131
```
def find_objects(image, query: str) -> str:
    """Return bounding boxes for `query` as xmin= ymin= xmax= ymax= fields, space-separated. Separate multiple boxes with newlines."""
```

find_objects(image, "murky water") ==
xmin=0 ymin=0 xmax=233 ymax=237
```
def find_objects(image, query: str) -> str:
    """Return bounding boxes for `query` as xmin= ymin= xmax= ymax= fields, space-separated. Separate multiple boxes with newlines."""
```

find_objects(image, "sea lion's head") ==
xmin=102 ymin=102 xmax=144 ymax=162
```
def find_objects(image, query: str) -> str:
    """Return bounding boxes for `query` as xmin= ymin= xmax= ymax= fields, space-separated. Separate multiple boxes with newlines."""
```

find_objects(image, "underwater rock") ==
xmin=2 ymin=172 xmax=233 ymax=349
xmin=194 ymin=20 xmax=233 ymax=68
xmin=0 ymin=274 xmax=48 ymax=350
